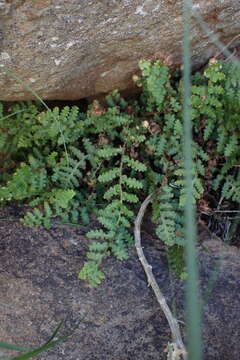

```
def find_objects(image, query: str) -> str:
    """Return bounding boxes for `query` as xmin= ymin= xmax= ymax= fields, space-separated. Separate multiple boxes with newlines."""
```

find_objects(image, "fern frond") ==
xmin=122 ymin=192 xmax=139 ymax=203
xmin=98 ymin=168 xmax=119 ymax=183
xmin=78 ymin=261 xmax=105 ymax=287
xmin=103 ymin=184 xmax=121 ymax=200
xmin=121 ymin=175 xmax=143 ymax=189
xmin=97 ymin=146 xmax=122 ymax=159
xmin=48 ymin=189 xmax=75 ymax=209
xmin=122 ymin=155 xmax=147 ymax=172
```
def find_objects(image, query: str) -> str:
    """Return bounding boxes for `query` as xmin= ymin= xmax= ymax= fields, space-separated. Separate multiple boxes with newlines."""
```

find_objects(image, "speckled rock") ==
xmin=0 ymin=0 xmax=239 ymax=101
xmin=0 ymin=206 xmax=240 ymax=359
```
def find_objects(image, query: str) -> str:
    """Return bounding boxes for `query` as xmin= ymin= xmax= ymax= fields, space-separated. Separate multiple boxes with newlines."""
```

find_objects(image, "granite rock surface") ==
xmin=0 ymin=0 xmax=239 ymax=100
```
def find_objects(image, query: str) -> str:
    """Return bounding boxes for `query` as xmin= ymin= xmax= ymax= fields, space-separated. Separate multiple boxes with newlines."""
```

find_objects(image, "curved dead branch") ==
xmin=134 ymin=193 xmax=187 ymax=360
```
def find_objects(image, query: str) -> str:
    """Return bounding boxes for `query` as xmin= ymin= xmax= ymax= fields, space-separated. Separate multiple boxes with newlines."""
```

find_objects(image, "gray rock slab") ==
xmin=0 ymin=209 xmax=240 ymax=359
xmin=0 ymin=0 xmax=239 ymax=101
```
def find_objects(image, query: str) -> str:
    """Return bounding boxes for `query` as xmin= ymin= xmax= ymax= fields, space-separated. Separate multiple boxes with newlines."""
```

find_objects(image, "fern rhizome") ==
xmin=0 ymin=59 xmax=239 ymax=285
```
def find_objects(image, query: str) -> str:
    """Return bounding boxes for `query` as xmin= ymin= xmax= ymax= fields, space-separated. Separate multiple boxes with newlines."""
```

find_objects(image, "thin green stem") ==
xmin=0 ymin=109 xmax=26 ymax=122
xmin=182 ymin=1 xmax=202 ymax=359
xmin=117 ymin=147 xmax=124 ymax=226
xmin=192 ymin=10 xmax=239 ymax=62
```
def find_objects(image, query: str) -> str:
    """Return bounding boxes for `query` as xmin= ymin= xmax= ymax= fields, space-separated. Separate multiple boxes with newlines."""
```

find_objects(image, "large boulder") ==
xmin=0 ymin=0 xmax=239 ymax=101
xmin=0 ymin=205 xmax=240 ymax=359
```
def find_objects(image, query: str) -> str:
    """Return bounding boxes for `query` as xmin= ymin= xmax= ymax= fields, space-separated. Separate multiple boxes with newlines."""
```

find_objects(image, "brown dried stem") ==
xmin=134 ymin=193 xmax=187 ymax=360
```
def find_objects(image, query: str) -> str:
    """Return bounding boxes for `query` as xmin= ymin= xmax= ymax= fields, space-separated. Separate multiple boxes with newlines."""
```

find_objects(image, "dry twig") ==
xmin=134 ymin=193 xmax=187 ymax=360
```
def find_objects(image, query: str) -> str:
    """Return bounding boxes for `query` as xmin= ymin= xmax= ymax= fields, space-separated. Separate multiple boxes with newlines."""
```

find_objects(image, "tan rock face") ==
xmin=0 ymin=0 xmax=239 ymax=101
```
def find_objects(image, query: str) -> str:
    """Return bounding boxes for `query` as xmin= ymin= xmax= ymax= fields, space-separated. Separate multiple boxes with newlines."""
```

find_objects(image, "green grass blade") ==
xmin=8 ymin=334 xmax=70 ymax=360
xmin=0 ymin=110 xmax=26 ymax=122
xmin=182 ymin=1 xmax=202 ymax=359
xmin=0 ymin=343 xmax=31 ymax=352
xmin=0 ymin=67 xmax=50 ymax=111
xmin=42 ymin=320 xmax=64 ymax=346
xmin=192 ymin=10 xmax=239 ymax=61
xmin=0 ymin=320 xmax=77 ymax=360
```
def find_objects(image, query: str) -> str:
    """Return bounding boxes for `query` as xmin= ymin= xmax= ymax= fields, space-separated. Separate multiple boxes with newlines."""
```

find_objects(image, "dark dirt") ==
xmin=0 ymin=204 xmax=240 ymax=360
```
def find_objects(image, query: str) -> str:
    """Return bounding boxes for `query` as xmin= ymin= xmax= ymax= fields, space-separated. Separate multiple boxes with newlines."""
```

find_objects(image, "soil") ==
xmin=0 ymin=202 xmax=240 ymax=360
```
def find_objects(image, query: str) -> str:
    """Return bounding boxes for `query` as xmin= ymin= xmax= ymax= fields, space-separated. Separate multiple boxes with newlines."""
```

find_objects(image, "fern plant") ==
xmin=0 ymin=58 xmax=239 ymax=285
xmin=135 ymin=58 xmax=239 ymax=274
xmin=79 ymin=100 xmax=147 ymax=286
xmin=0 ymin=105 xmax=94 ymax=228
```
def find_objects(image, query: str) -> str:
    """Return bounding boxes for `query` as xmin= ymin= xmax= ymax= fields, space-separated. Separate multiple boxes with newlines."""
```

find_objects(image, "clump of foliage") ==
xmin=0 ymin=59 xmax=239 ymax=285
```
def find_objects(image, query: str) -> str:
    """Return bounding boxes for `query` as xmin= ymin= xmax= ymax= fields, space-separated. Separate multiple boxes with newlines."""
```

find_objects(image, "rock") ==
xmin=0 ymin=0 xmax=239 ymax=101
xmin=0 ymin=208 xmax=240 ymax=359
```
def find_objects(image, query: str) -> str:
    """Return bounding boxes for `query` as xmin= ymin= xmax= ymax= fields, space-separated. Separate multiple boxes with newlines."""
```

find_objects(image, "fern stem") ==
xmin=117 ymin=147 xmax=124 ymax=226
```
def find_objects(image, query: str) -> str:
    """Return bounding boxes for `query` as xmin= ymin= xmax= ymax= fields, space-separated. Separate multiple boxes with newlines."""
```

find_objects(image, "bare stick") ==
xmin=134 ymin=194 xmax=187 ymax=360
